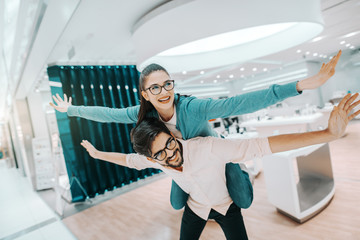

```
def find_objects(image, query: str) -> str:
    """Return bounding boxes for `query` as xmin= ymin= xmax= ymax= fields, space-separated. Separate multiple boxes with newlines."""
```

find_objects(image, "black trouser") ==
xmin=179 ymin=203 xmax=248 ymax=240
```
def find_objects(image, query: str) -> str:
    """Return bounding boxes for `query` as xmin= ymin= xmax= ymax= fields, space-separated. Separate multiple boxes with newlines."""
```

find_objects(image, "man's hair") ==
xmin=130 ymin=117 xmax=171 ymax=157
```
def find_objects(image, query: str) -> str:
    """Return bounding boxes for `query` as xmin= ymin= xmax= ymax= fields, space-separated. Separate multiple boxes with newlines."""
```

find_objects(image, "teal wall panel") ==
xmin=47 ymin=65 xmax=161 ymax=202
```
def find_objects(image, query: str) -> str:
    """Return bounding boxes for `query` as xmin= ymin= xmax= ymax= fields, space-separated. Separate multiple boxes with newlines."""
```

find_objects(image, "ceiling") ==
xmin=1 ymin=0 xmax=360 ymax=119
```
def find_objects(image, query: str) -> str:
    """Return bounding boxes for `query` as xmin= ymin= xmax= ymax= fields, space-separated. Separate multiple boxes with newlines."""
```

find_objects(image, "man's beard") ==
xmin=165 ymin=148 xmax=183 ymax=168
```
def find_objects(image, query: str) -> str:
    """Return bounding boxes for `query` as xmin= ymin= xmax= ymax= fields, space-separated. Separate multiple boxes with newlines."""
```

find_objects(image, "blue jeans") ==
xmin=179 ymin=203 xmax=248 ymax=240
xmin=170 ymin=162 xmax=253 ymax=210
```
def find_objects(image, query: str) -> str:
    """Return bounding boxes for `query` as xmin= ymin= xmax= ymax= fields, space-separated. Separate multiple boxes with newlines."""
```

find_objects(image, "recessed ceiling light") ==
xmin=343 ymin=31 xmax=360 ymax=38
xmin=296 ymin=49 xmax=301 ymax=53
xmin=229 ymin=74 xmax=234 ymax=78
xmin=159 ymin=23 xmax=298 ymax=56
xmin=346 ymin=43 xmax=351 ymax=47
xmin=182 ymin=70 xmax=187 ymax=75
xmin=313 ymin=53 xmax=318 ymax=56
xmin=306 ymin=51 xmax=310 ymax=55
xmin=350 ymin=46 xmax=355 ymax=49
xmin=263 ymin=68 xmax=268 ymax=72
xmin=213 ymin=79 xmax=218 ymax=83
xmin=340 ymin=41 xmax=346 ymax=45
xmin=311 ymin=36 xmax=323 ymax=42
xmin=240 ymin=67 xmax=245 ymax=71
xmin=200 ymin=80 xmax=204 ymax=83
xmin=200 ymin=71 xmax=205 ymax=74
xmin=241 ymin=75 xmax=245 ymax=78
xmin=252 ymin=68 xmax=257 ymax=71
xmin=216 ymin=75 xmax=220 ymax=78
xmin=225 ymin=79 xmax=229 ymax=82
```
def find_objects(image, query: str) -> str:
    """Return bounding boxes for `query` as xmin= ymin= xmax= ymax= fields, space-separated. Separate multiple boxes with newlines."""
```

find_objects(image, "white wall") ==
xmin=27 ymin=91 xmax=52 ymax=140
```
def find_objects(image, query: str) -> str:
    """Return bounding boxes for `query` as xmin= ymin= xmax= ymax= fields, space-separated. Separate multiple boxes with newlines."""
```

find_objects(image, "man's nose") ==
xmin=165 ymin=148 xmax=174 ymax=158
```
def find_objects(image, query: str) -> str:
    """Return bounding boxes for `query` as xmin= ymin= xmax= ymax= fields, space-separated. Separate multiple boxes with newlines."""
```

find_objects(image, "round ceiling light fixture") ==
xmin=132 ymin=0 xmax=324 ymax=73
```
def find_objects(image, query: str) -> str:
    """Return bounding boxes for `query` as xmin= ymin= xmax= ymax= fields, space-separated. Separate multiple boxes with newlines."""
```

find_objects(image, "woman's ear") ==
xmin=141 ymin=91 xmax=150 ymax=101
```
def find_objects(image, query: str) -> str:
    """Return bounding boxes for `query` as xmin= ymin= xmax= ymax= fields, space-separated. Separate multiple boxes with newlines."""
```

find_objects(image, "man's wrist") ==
xmin=323 ymin=129 xmax=339 ymax=142
xmin=93 ymin=150 xmax=100 ymax=159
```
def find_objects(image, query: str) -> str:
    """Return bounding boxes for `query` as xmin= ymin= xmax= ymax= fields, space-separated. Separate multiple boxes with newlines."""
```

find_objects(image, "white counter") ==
xmin=240 ymin=112 xmax=324 ymax=137
xmin=261 ymin=143 xmax=334 ymax=223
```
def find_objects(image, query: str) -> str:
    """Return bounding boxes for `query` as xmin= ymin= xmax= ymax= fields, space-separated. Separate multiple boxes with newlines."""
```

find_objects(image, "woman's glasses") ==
xmin=144 ymin=80 xmax=175 ymax=95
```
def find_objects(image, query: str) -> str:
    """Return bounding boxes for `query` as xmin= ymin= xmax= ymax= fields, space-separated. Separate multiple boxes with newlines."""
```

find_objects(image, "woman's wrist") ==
xmin=296 ymin=80 xmax=305 ymax=92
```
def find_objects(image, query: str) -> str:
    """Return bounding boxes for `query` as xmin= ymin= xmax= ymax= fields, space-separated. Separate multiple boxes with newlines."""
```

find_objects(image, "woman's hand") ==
xmin=327 ymin=93 xmax=360 ymax=139
xmin=81 ymin=140 xmax=99 ymax=159
xmin=296 ymin=50 xmax=342 ymax=91
xmin=49 ymin=93 xmax=72 ymax=113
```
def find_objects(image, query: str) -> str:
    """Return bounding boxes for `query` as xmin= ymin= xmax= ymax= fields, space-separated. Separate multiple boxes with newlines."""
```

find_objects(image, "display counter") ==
xmin=240 ymin=112 xmax=323 ymax=137
xmin=262 ymin=143 xmax=334 ymax=223
xmin=236 ymin=113 xmax=335 ymax=222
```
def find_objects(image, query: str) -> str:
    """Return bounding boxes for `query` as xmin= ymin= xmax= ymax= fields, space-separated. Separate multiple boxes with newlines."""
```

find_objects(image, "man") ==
xmin=81 ymin=93 xmax=360 ymax=240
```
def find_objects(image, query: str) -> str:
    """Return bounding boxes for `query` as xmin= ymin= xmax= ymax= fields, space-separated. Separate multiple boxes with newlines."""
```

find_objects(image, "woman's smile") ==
xmin=158 ymin=96 xmax=171 ymax=104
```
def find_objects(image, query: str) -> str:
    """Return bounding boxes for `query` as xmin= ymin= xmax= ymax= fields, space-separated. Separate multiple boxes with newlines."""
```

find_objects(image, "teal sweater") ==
xmin=68 ymin=82 xmax=300 ymax=140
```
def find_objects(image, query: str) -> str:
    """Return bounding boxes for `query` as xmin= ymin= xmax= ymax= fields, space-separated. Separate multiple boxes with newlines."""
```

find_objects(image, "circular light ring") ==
xmin=132 ymin=0 xmax=324 ymax=73
xmin=158 ymin=23 xmax=298 ymax=56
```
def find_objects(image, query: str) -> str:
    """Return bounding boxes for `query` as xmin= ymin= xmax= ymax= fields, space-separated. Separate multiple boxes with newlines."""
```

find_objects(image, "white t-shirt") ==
xmin=126 ymin=136 xmax=272 ymax=220
xmin=159 ymin=106 xmax=183 ymax=139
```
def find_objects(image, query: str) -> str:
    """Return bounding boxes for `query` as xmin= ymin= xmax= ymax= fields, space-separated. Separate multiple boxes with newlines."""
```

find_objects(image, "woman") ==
xmin=50 ymin=50 xmax=341 ymax=210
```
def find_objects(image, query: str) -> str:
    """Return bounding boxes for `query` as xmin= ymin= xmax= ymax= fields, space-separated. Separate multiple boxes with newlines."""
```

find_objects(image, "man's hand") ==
xmin=296 ymin=50 xmax=342 ymax=91
xmin=49 ymin=93 xmax=72 ymax=113
xmin=327 ymin=93 xmax=360 ymax=139
xmin=81 ymin=140 xmax=99 ymax=159
xmin=80 ymin=140 xmax=128 ymax=166
xmin=268 ymin=92 xmax=360 ymax=153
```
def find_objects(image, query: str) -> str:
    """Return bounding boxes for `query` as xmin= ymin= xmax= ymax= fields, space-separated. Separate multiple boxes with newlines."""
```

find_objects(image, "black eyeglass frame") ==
xmin=152 ymin=136 xmax=177 ymax=161
xmin=144 ymin=80 xmax=175 ymax=95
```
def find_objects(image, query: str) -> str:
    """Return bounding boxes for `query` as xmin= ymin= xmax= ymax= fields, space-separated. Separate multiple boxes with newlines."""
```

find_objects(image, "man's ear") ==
xmin=141 ymin=91 xmax=150 ymax=101
xmin=146 ymin=157 xmax=156 ymax=163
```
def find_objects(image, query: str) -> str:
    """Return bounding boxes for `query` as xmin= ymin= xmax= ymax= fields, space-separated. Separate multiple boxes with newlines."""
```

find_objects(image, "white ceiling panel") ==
xmin=0 ymin=0 xmax=359 ymax=114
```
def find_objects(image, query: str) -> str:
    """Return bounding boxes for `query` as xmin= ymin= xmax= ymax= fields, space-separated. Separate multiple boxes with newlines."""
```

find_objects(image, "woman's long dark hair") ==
xmin=137 ymin=63 xmax=170 ymax=126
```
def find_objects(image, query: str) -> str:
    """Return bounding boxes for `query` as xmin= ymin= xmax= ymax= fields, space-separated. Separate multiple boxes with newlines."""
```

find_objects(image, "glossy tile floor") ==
xmin=1 ymin=121 xmax=359 ymax=240
xmin=0 ymin=160 xmax=76 ymax=240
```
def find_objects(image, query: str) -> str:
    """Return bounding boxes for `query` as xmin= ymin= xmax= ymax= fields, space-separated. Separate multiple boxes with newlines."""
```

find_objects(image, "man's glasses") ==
xmin=153 ymin=137 xmax=177 ymax=161
xmin=144 ymin=80 xmax=175 ymax=95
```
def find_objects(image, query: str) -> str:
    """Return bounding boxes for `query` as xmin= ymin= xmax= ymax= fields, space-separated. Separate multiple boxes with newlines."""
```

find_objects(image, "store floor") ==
xmin=62 ymin=121 xmax=360 ymax=240
xmin=0 ymin=160 xmax=76 ymax=240
xmin=1 ymin=121 xmax=360 ymax=240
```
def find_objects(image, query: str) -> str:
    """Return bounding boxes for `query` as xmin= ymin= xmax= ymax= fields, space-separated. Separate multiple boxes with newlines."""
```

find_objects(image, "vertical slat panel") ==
xmin=47 ymin=65 xmax=161 ymax=202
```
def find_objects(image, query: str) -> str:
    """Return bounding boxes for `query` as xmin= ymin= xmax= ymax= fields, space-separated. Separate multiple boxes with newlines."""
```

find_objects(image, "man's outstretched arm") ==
xmin=268 ymin=93 xmax=360 ymax=153
xmin=81 ymin=140 xmax=128 ymax=167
